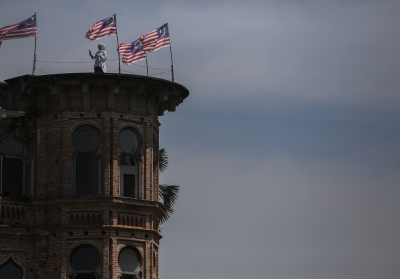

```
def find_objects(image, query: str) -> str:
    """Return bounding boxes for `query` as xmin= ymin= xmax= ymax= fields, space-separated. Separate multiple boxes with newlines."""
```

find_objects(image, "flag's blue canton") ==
xmin=18 ymin=14 xmax=36 ymax=28
xmin=102 ymin=15 xmax=116 ymax=28
xmin=131 ymin=39 xmax=143 ymax=53
xmin=0 ymin=14 xmax=37 ymax=45
xmin=156 ymin=23 xmax=169 ymax=39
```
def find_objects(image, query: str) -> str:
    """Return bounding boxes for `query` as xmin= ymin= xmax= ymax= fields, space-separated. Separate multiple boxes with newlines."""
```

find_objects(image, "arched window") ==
xmin=70 ymin=244 xmax=100 ymax=279
xmin=119 ymin=129 xmax=141 ymax=198
xmin=0 ymin=257 xmax=23 ymax=279
xmin=0 ymin=134 xmax=26 ymax=199
xmin=72 ymin=126 xmax=101 ymax=196
xmin=118 ymin=246 xmax=141 ymax=279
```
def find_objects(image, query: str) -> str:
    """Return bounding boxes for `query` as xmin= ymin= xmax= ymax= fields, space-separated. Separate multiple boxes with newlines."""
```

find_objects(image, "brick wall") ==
xmin=0 ymin=73 xmax=188 ymax=279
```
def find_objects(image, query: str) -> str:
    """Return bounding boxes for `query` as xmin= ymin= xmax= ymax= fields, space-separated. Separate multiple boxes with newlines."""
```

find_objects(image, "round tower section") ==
xmin=0 ymin=73 xmax=188 ymax=279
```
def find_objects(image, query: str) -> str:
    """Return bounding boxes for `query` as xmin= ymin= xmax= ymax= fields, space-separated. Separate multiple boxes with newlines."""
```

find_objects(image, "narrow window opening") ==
xmin=0 ymin=134 xmax=28 ymax=199
xmin=72 ymin=126 xmax=101 ymax=197
xmin=119 ymin=129 xmax=141 ymax=199
xmin=1 ymin=158 xmax=23 ymax=198
xmin=123 ymin=174 xmax=136 ymax=198
xmin=75 ymin=153 xmax=100 ymax=196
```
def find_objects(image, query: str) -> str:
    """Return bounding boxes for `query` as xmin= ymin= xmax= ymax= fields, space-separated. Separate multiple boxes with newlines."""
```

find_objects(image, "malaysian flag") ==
xmin=118 ymin=39 xmax=147 ymax=65
xmin=86 ymin=14 xmax=117 ymax=41
xmin=0 ymin=14 xmax=37 ymax=46
xmin=140 ymin=23 xmax=171 ymax=52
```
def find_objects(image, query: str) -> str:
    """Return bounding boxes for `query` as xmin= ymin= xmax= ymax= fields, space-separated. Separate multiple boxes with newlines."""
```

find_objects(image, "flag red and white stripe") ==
xmin=0 ymin=15 xmax=36 ymax=46
xmin=140 ymin=30 xmax=158 ymax=52
xmin=86 ymin=15 xmax=117 ymax=41
xmin=0 ymin=23 xmax=19 ymax=44
xmin=0 ymin=23 xmax=36 ymax=40
xmin=118 ymin=42 xmax=146 ymax=65
xmin=140 ymin=23 xmax=170 ymax=52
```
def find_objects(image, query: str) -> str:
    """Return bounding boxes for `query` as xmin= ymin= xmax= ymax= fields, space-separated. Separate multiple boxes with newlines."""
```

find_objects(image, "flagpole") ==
xmin=146 ymin=56 xmax=149 ymax=76
xmin=115 ymin=13 xmax=121 ymax=75
xmin=168 ymin=24 xmax=174 ymax=82
xmin=32 ymin=11 xmax=37 ymax=75
xmin=169 ymin=45 xmax=174 ymax=82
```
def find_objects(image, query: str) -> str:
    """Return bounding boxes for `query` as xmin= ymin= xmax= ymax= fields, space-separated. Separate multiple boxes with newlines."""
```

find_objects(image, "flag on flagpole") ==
xmin=0 ymin=14 xmax=37 ymax=46
xmin=86 ymin=14 xmax=117 ymax=41
xmin=118 ymin=39 xmax=147 ymax=65
xmin=140 ymin=23 xmax=170 ymax=52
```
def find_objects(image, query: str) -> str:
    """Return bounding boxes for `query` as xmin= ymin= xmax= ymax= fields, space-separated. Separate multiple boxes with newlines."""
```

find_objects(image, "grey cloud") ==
xmin=1 ymin=1 xmax=400 ymax=278
xmin=160 ymin=148 xmax=400 ymax=279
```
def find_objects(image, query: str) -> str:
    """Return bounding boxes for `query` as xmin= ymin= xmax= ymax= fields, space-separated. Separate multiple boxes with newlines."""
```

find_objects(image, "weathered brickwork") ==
xmin=0 ymin=73 xmax=188 ymax=279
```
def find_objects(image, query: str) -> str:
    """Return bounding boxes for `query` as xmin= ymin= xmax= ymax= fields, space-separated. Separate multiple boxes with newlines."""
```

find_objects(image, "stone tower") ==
xmin=0 ymin=73 xmax=189 ymax=279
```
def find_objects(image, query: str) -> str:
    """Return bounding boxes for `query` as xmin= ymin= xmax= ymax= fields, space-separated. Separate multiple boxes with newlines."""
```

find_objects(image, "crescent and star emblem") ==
xmin=159 ymin=26 xmax=166 ymax=36
xmin=23 ymin=16 xmax=35 ymax=25
xmin=105 ymin=16 xmax=114 ymax=26
xmin=133 ymin=40 xmax=142 ymax=50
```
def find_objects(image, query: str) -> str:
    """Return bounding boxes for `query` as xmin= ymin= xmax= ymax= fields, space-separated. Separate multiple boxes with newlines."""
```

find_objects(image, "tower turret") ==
xmin=0 ymin=73 xmax=189 ymax=279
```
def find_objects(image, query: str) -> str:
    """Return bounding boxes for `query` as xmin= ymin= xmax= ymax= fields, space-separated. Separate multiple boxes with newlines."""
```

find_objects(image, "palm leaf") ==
xmin=158 ymin=147 xmax=168 ymax=173
xmin=159 ymin=184 xmax=180 ymax=223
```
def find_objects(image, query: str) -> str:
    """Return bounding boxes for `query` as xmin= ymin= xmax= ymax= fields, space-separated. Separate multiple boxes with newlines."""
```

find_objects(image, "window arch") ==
xmin=0 ymin=257 xmax=23 ymax=279
xmin=0 ymin=134 xmax=26 ymax=199
xmin=72 ymin=125 xmax=102 ymax=196
xmin=70 ymin=244 xmax=100 ymax=279
xmin=0 ymin=134 xmax=25 ymax=156
xmin=119 ymin=128 xmax=142 ymax=198
xmin=118 ymin=246 xmax=141 ymax=278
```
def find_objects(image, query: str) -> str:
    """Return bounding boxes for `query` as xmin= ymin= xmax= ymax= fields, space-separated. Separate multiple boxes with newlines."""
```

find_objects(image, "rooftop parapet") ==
xmin=3 ymin=73 xmax=189 ymax=116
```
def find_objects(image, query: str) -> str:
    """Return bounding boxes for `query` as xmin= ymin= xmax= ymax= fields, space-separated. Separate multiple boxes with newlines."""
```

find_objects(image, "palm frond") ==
xmin=158 ymin=147 xmax=168 ymax=173
xmin=159 ymin=184 xmax=180 ymax=223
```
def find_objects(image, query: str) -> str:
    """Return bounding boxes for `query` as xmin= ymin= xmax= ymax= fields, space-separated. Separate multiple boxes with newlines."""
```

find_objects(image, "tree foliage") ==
xmin=158 ymin=147 xmax=180 ymax=223
xmin=158 ymin=147 xmax=169 ymax=173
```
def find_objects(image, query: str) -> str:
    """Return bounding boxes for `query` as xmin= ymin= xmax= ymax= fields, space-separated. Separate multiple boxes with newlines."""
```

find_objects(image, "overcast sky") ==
xmin=1 ymin=1 xmax=400 ymax=278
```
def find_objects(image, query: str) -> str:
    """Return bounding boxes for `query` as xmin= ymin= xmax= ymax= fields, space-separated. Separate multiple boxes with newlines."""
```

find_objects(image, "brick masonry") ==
xmin=0 ymin=73 xmax=189 ymax=279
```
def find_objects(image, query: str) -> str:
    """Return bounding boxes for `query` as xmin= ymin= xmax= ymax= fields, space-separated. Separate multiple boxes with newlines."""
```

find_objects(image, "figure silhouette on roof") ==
xmin=89 ymin=43 xmax=107 ymax=73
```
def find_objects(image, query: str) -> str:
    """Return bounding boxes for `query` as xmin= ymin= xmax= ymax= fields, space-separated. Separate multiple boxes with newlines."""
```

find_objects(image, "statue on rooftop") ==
xmin=89 ymin=43 xmax=107 ymax=73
